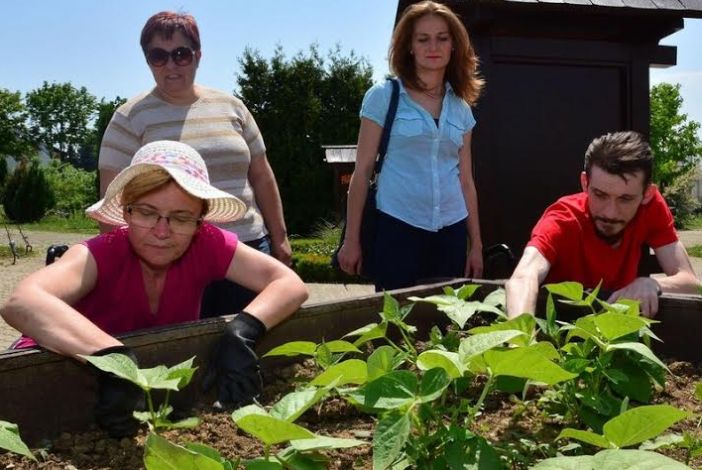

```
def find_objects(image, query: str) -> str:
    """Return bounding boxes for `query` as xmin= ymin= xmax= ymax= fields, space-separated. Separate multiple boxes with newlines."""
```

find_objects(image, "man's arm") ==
xmin=608 ymin=240 xmax=699 ymax=317
xmin=505 ymin=246 xmax=552 ymax=318
xmin=248 ymin=153 xmax=292 ymax=266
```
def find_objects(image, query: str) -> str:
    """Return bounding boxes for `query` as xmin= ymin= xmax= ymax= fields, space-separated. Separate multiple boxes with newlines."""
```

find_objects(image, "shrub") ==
xmin=2 ymin=159 xmax=55 ymax=223
xmin=661 ymin=165 xmax=700 ymax=229
xmin=0 ymin=158 xmax=7 ymax=198
xmin=43 ymin=160 xmax=99 ymax=216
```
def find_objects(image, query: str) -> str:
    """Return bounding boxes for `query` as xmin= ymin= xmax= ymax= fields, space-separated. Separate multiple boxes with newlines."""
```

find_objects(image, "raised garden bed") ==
xmin=1 ymin=280 xmax=702 ymax=469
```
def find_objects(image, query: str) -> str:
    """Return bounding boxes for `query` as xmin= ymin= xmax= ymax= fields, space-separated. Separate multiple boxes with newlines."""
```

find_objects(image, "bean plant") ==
xmin=0 ymin=420 xmax=35 ymax=461
xmin=82 ymin=353 xmax=240 ymax=470
xmin=260 ymin=282 xmax=692 ymax=469
xmin=537 ymin=282 xmax=668 ymax=432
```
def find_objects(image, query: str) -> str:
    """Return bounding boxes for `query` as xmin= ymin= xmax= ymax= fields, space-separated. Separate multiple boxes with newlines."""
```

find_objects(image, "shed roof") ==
xmin=322 ymin=145 xmax=358 ymax=164
xmin=399 ymin=0 xmax=702 ymax=19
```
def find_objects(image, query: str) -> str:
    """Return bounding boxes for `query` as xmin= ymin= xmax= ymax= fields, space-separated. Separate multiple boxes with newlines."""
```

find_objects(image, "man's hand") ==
xmin=203 ymin=311 xmax=266 ymax=409
xmin=91 ymin=346 xmax=144 ymax=438
xmin=607 ymin=277 xmax=662 ymax=318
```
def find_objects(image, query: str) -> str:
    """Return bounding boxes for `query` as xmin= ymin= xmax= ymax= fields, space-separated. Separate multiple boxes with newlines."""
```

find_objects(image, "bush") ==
xmin=43 ymin=161 xmax=99 ymax=216
xmin=0 ymin=157 xmax=7 ymax=198
xmin=661 ymin=165 xmax=700 ymax=229
xmin=2 ymin=159 xmax=55 ymax=223
xmin=290 ymin=232 xmax=370 ymax=284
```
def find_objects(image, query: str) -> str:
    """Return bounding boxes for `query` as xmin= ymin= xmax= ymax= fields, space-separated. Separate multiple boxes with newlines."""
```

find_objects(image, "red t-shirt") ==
xmin=527 ymin=188 xmax=677 ymax=291
xmin=13 ymin=223 xmax=238 ymax=349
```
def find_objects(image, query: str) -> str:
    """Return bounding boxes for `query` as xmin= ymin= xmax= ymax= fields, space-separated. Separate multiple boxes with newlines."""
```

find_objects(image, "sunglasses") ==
xmin=145 ymin=46 xmax=195 ymax=67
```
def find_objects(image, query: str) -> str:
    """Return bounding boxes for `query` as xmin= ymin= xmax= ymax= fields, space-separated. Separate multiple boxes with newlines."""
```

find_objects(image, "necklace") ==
xmin=421 ymin=86 xmax=444 ymax=100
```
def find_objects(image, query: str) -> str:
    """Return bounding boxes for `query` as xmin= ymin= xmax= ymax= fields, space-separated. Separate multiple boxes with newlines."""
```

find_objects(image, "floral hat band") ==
xmin=86 ymin=141 xmax=247 ymax=226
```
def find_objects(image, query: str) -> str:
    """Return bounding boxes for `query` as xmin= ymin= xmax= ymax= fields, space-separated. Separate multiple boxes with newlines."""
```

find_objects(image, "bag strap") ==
xmin=374 ymin=78 xmax=400 ymax=175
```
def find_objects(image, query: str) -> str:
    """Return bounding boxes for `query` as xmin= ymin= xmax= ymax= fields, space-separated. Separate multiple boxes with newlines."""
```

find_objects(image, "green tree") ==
xmin=25 ymin=81 xmax=98 ymax=166
xmin=0 ymin=88 xmax=33 ymax=158
xmin=237 ymin=45 xmax=372 ymax=235
xmin=3 ymin=159 xmax=55 ymax=223
xmin=650 ymin=83 xmax=702 ymax=188
xmin=649 ymin=83 xmax=702 ymax=226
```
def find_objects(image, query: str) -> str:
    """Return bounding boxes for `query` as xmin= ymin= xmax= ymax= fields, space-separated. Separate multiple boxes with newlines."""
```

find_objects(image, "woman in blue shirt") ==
xmin=338 ymin=0 xmax=484 ymax=290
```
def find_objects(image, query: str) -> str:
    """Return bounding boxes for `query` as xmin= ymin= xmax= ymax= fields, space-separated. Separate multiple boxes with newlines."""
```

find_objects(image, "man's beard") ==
xmin=593 ymin=217 xmax=626 ymax=245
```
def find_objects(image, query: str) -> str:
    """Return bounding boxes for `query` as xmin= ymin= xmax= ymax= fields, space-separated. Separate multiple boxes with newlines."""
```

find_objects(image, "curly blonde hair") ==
xmin=390 ymin=1 xmax=483 ymax=104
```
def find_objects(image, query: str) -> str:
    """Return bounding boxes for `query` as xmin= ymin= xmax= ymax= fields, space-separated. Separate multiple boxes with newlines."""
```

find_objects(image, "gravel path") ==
xmin=1 ymin=229 xmax=701 ymax=351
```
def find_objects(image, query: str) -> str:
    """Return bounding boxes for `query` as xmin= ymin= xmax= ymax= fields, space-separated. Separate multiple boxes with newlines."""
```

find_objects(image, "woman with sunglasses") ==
xmin=98 ymin=11 xmax=291 ymax=319
xmin=2 ymin=140 xmax=308 ymax=438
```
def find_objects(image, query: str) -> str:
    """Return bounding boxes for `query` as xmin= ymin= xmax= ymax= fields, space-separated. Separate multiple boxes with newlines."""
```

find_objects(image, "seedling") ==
xmin=82 ymin=352 xmax=239 ymax=470
xmin=0 ymin=420 xmax=35 ymax=461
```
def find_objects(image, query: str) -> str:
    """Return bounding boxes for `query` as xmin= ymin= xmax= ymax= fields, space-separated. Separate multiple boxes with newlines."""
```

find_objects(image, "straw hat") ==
xmin=86 ymin=141 xmax=246 ymax=226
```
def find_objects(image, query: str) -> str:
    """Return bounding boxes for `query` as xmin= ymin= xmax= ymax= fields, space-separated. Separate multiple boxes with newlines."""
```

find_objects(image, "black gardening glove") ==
xmin=91 ymin=346 xmax=145 ymax=438
xmin=202 ymin=311 xmax=266 ymax=410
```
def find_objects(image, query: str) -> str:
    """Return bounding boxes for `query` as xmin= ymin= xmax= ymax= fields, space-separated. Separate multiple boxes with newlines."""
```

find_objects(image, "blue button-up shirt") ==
xmin=360 ymin=79 xmax=476 ymax=232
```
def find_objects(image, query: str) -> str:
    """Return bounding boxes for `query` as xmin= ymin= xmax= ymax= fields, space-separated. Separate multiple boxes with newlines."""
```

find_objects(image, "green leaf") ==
xmin=0 ymin=425 xmax=35 ymax=461
xmin=557 ymin=428 xmax=612 ymax=449
xmin=139 ymin=365 xmax=183 ymax=391
xmin=606 ymin=343 xmax=669 ymax=372
xmin=638 ymin=433 xmax=685 ymax=450
xmin=270 ymin=387 xmax=330 ymax=422
xmin=458 ymin=330 xmax=526 ymax=361
xmin=418 ymin=368 xmax=451 ymax=403
xmin=456 ymin=284 xmax=480 ymax=300
xmin=232 ymin=405 xmax=316 ymax=446
xmin=409 ymin=295 xmax=501 ymax=328
xmin=165 ymin=357 xmax=197 ymax=389
xmin=344 ymin=322 xmax=388 ymax=346
xmin=469 ymin=314 xmax=536 ymax=346
xmin=263 ymin=341 xmax=317 ymax=357
xmin=695 ymin=383 xmax=702 ymax=402
xmin=380 ymin=292 xmax=402 ymax=323
xmin=144 ymin=432 xmax=223 ymax=470
xmin=416 ymin=350 xmax=463 ymax=378
xmin=183 ymin=442 xmax=227 ymax=463
xmin=482 ymin=288 xmax=505 ymax=308
xmin=609 ymin=361 xmax=654 ymax=403
xmin=373 ymin=411 xmax=411 ymax=470
xmin=544 ymin=282 xmax=584 ymax=301
xmin=310 ymin=359 xmax=368 ymax=387
xmin=244 ymin=458 xmax=283 ymax=470
xmin=367 ymin=346 xmax=404 ymax=381
xmin=81 ymin=353 xmax=143 ymax=387
xmin=290 ymin=435 xmax=367 ymax=451
xmin=532 ymin=448 xmax=691 ymax=469
xmin=603 ymin=404 xmax=690 ymax=448
xmin=484 ymin=346 xmax=577 ymax=385
xmin=316 ymin=343 xmax=333 ymax=369
xmin=350 ymin=371 xmax=417 ymax=409
xmin=320 ymin=340 xmax=361 ymax=354
xmin=594 ymin=313 xmax=647 ymax=341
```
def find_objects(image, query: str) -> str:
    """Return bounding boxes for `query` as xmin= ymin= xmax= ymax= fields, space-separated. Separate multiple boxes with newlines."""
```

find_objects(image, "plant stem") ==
xmin=472 ymin=373 xmax=495 ymax=419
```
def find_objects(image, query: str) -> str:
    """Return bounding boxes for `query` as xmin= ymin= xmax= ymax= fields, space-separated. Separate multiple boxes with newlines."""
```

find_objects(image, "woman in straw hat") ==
xmin=1 ymin=140 xmax=308 ymax=438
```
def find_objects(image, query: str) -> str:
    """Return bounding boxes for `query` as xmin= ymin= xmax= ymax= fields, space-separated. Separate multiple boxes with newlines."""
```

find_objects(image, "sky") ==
xmin=1 ymin=1 xmax=701 ymax=129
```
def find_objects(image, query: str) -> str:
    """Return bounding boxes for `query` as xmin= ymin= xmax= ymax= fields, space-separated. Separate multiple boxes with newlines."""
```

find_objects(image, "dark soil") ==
xmin=1 ymin=360 xmax=701 ymax=469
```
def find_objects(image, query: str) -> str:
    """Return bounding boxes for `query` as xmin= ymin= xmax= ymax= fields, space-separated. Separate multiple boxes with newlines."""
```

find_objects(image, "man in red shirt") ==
xmin=506 ymin=131 xmax=699 ymax=318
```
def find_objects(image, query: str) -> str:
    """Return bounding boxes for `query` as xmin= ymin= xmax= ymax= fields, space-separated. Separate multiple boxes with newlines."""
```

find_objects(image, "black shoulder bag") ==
xmin=331 ymin=78 xmax=400 ymax=278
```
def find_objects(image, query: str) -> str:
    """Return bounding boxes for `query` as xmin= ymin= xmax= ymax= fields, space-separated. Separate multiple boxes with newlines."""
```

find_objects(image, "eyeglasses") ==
xmin=127 ymin=205 xmax=202 ymax=235
xmin=145 ymin=46 xmax=195 ymax=67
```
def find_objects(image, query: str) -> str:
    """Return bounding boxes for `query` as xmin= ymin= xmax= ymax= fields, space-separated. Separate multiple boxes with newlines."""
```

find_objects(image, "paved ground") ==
xmin=1 ymin=229 xmax=701 ymax=350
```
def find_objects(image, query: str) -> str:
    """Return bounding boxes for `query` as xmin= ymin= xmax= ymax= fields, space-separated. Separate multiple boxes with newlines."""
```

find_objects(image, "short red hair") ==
xmin=140 ymin=11 xmax=201 ymax=52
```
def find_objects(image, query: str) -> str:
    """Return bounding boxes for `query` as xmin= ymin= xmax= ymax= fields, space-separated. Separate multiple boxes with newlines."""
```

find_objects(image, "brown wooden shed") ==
xmin=395 ymin=0 xmax=702 ymax=263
